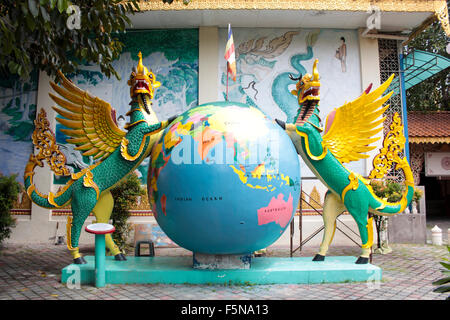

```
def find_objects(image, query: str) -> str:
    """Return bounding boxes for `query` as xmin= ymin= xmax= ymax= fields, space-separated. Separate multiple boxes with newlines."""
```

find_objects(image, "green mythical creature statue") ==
xmin=24 ymin=52 xmax=175 ymax=264
xmin=275 ymin=59 xmax=414 ymax=264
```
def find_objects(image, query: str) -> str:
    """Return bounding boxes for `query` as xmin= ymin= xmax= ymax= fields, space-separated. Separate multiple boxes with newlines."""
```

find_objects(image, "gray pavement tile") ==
xmin=0 ymin=243 xmax=448 ymax=300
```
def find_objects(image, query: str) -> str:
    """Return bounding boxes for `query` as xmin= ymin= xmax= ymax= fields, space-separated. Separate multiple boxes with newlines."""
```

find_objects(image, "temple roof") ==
xmin=132 ymin=0 xmax=450 ymax=37
xmin=139 ymin=0 xmax=446 ymax=12
xmin=408 ymin=111 xmax=450 ymax=144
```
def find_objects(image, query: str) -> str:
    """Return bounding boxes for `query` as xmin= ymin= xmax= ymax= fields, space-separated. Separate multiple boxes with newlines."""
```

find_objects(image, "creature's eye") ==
xmin=300 ymin=81 xmax=304 ymax=86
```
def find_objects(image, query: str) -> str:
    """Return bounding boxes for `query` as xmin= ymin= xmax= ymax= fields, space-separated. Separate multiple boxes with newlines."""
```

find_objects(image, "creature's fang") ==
xmin=134 ymin=79 xmax=150 ymax=92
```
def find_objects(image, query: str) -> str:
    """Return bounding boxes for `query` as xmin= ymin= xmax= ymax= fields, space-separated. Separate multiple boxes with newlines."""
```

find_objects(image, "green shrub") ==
xmin=369 ymin=179 xmax=404 ymax=251
xmin=0 ymin=174 xmax=21 ymax=245
xmin=369 ymin=179 xmax=404 ymax=202
xmin=412 ymin=188 xmax=423 ymax=203
xmin=370 ymin=179 xmax=423 ymax=204
xmin=110 ymin=173 xmax=144 ymax=253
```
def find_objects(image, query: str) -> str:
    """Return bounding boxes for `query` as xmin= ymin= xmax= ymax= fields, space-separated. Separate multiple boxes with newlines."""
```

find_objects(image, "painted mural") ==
xmin=218 ymin=28 xmax=365 ymax=177
xmin=54 ymin=29 xmax=199 ymax=185
xmin=0 ymin=71 xmax=38 ymax=212
xmin=0 ymin=71 xmax=38 ymax=178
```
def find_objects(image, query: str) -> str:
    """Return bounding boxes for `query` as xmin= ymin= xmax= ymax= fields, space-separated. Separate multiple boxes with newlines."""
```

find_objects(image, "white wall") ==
xmin=358 ymin=28 xmax=383 ymax=176
xmin=199 ymin=27 xmax=219 ymax=104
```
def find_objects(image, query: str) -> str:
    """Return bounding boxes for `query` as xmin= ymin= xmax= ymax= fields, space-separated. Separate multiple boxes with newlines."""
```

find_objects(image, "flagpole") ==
xmin=226 ymin=64 xmax=229 ymax=101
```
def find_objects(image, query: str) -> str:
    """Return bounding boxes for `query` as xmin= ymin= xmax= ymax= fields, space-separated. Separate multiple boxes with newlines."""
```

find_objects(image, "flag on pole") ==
xmin=224 ymin=24 xmax=236 ymax=81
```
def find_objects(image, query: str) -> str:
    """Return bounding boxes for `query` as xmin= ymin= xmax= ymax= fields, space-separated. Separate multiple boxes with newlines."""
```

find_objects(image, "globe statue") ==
xmin=148 ymin=101 xmax=301 ymax=254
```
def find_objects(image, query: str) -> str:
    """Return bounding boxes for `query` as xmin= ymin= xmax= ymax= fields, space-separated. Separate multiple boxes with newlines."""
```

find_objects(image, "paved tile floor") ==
xmin=0 ymin=243 xmax=448 ymax=300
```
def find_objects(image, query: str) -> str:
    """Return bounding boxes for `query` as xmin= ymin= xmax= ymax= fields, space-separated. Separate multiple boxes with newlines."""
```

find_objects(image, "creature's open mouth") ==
xmin=134 ymin=79 xmax=150 ymax=93
xmin=301 ymin=86 xmax=320 ymax=100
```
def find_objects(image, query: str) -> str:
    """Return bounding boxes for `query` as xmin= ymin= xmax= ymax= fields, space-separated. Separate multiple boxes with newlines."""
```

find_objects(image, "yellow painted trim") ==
xmin=409 ymin=137 xmax=450 ymax=144
xmin=375 ymin=202 xmax=387 ymax=211
xmin=124 ymin=119 xmax=147 ymax=130
xmin=24 ymin=171 xmax=35 ymax=179
xmin=82 ymin=170 xmax=100 ymax=200
xmin=120 ymin=123 xmax=166 ymax=162
xmin=362 ymin=217 xmax=374 ymax=249
xmin=26 ymin=184 xmax=35 ymax=198
xmin=48 ymin=192 xmax=62 ymax=208
xmin=435 ymin=1 xmax=450 ymax=36
xmin=53 ymin=181 xmax=74 ymax=198
xmin=341 ymin=172 xmax=359 ymax=202
xmin=71 ymin=162 xmax=101 ymax=181
xmin=34 ymin=189 xmax=47 ymax=198
xmin=295 ymin=128 xmax=328 ymax=161
xmin=66 ymin=216 xmax=76 ymax=252
xmin=120 ymin=137 xmax=147 ymax=161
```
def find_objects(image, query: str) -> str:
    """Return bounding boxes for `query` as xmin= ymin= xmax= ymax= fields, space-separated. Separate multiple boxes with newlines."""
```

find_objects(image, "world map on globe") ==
xmin=147 ymin=101 xmax=301 ymax=254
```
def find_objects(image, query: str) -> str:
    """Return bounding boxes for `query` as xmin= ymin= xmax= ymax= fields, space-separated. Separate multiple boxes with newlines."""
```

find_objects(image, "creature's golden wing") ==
xmin=321 ymin=74 xmax=394 ymax=164
xmin=49 ymin=71 xmax=126 ymax=161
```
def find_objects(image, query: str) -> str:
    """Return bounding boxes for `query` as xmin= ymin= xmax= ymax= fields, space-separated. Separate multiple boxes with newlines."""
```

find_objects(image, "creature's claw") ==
xmin=312 ymin=254 xmax=325 ymax=262
xmin=275 ymin=119 xmax=286 ymax=130
xmin=73 ymin=256 xmax=87 ymax=264
xmin=355 ymin=257 xmax=369 ymax=264
xmin=114 ymin=253 xmax=127 ymax=261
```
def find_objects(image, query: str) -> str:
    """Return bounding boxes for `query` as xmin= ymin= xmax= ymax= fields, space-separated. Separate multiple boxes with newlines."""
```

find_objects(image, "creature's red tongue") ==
xmin=302 ymin=87 xmax=319 ymax=100
xmin=135 ymin=80 xmax=149 ymax=91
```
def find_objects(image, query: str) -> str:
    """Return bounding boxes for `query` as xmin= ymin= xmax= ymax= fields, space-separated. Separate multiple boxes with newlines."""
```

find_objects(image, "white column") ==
xmin=358 ymin=29 xmax=382 ymax=176
xmin=198 ymin=26 xmax=219 ymax=105
xmin=8 ymin=71 xmax=58 ymax=243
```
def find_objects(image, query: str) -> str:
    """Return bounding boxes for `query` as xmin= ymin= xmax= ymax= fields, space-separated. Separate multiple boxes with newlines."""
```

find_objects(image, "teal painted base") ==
xmin=61 ymin=256 xmax=382 ymax=286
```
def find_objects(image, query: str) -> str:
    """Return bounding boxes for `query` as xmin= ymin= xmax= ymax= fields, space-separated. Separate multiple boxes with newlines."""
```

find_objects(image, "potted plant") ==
xmin=411 ymin=188 xmax=423 ymax=214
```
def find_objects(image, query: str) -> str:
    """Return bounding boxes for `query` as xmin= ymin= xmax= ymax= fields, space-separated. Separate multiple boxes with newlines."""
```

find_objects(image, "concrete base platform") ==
xmin=61 ymin=256 xmax=382 ymax=286
xmin=193 ymin=253 xmax=252 ymax=270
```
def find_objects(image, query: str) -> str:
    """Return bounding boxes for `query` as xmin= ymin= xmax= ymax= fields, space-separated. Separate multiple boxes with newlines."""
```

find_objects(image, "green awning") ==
xmin=388 ymin=49 xmax=450 ymax=95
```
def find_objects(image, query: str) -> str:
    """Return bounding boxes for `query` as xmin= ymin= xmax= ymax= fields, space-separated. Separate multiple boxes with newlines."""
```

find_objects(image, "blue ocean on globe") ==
xmin=148 ymin=101 xmax=301 ymax=254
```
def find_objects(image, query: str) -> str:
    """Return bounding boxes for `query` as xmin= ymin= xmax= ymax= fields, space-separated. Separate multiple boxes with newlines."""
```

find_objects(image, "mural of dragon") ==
xmin=271 ymin=30 xmax=319 ymax=123
xmin=24 ymin=53 xmax=174 ymax=264
xmin=276 ymin=59 xmax=414 ymax=264
xmin=221 ymin=30 xmax=300 ymax=108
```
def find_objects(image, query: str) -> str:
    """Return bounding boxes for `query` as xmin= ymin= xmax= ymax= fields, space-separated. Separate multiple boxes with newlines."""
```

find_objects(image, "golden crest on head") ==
xmin=291 ymin=59 xmax=321 ymax=104
xmin=127 ymin=51 xmax=161 ymax=98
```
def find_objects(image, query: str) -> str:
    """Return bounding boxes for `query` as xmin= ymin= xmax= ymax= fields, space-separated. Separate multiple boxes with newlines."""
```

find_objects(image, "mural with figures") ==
xmin=0 ymin=71 xmax=38 ymax=212
xmin=0 ymin=72 xmax=38 ymax=179
xmin=218 ymin=28 xmax=365 ymax=177
xmin=54 ymin=29 xmax=199 ymax=185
